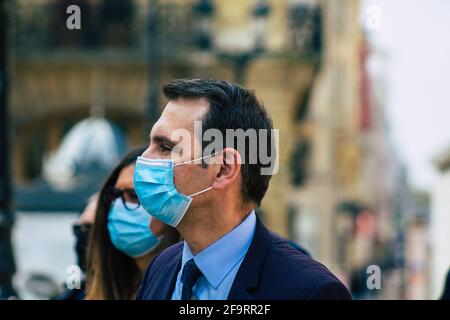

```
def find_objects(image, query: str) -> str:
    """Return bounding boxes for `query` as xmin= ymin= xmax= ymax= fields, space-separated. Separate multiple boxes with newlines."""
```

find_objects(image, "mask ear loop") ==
xmin=174 ymin=151 xmax=221 ymax=198
xmin=188 ymin=186 xmax=213 ymax=197
xmin=174 ymin=150 xmax=222 ymax=167
xmin=173 ymin=151 xmax=221 ymax=197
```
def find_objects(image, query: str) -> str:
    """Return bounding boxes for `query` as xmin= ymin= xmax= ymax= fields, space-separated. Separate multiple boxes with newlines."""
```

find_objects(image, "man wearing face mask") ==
xmin=136 ymin=79 xmax=351 ymax=300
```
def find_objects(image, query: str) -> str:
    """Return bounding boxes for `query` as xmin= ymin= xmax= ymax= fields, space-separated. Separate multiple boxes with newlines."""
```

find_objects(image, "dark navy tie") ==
xmin=181 ymin=259 xmax=202 ymax=300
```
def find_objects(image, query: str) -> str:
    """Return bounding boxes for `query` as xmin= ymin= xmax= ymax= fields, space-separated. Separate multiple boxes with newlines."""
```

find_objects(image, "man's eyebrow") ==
xmin=151 ymin=134 xmax=178 ymax=146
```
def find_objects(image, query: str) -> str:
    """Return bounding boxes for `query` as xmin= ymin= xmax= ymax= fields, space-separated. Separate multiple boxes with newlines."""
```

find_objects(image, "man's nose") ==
xmin=141 ymin=146 xmax=153 ymax=159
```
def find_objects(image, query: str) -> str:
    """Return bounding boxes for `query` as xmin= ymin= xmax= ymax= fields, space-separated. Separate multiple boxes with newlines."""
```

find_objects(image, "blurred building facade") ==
xmin=286 ymin=0 xmax=417 ymax=299
xmin=7 ymin=0 xmax=417 ymax=298
xmin=287 ymin=0 xmax=366 ymax=275
xmin=9 ymin=0 xmax=324 ymax=216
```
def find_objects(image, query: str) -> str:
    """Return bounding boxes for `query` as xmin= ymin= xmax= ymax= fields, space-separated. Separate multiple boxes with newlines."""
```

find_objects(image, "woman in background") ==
xmin=85 ymin=146 xmax=179 ymax=300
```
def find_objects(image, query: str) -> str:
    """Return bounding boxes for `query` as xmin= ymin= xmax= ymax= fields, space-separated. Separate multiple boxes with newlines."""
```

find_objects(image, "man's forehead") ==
xmin=158 ymin=97 xmax=208 ymax=131
xmin=150 ymin=97 xmax=208 ymax=140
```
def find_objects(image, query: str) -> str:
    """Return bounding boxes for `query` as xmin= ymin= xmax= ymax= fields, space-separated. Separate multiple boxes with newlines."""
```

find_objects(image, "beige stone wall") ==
xmin=213 ymin=0 xmax=287 ymax=52
xmin=246 ymin=59 xmax=317 ymax=236
xmin=11 ymin=60 xmax=149 ymax=121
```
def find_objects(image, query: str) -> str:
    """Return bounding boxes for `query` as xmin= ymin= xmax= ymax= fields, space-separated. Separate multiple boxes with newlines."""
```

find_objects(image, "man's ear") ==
xmin=212 ymin=148 xmax=241 ymax=190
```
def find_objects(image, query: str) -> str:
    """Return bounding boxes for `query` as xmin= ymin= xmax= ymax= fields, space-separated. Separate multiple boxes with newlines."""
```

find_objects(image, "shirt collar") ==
xmin=181 ymin=210 xmax=257 ymax=289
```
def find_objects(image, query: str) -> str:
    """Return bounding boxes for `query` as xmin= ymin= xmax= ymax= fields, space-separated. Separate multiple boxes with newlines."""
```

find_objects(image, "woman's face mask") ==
xmin=107 ymin=199 xmax=162 ymax=258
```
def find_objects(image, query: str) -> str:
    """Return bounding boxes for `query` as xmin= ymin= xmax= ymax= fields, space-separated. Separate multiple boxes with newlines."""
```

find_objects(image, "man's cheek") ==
xmin=173 ymin=169 xmax=188 ymax=195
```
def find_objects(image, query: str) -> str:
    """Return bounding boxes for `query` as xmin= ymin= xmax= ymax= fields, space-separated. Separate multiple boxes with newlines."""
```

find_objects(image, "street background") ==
xmin=1 ymin=0 xmax=450 ymax=300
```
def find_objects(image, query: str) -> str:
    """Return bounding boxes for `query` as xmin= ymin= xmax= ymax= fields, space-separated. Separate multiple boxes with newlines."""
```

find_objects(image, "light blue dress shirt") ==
xmin=171 ymin=211 xmax=257 ymax=300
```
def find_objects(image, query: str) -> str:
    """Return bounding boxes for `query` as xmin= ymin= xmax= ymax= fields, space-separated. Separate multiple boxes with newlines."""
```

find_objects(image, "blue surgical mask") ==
xmin=133 ymin=155 xmax=214 ymax=227
xmin=107 ymin=199 xmax=162 ymax=257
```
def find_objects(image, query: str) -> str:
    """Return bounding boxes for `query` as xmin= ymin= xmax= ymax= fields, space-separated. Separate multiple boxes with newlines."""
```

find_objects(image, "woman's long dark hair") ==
xmin=85 ymin=146 xmax=179 ymax=300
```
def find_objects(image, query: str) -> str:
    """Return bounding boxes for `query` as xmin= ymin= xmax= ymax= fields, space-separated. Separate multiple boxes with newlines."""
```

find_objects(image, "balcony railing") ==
xmin=10 ymin=0 xmax=322 ymax=61
xmin=10 ymin=0 xmax=195 ymax=58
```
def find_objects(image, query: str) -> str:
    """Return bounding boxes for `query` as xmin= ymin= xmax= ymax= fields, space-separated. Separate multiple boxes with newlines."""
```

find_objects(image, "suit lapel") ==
xmin=164 ymin=249 xmax=182 ymax=300
xmin=150 ymin=247 xmax=182 ymax=300
xmin=227 ymin=218 xmax=271 ymax=300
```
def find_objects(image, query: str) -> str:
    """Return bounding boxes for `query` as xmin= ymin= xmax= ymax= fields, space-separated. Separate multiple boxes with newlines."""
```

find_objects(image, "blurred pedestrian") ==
xmin=52 ymin=193 xmax=98 ymax=300
xmin=441 ymin=268 xmax=450 ymax=300
xmin=74 ymin=193 xmax=98 ymax=273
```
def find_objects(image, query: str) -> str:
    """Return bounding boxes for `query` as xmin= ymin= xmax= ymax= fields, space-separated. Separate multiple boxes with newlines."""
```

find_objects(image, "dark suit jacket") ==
xmin=136 ymin=217 xmax=352 ymax=300
xmin=441 ymin=269 xmax=450 ymax=300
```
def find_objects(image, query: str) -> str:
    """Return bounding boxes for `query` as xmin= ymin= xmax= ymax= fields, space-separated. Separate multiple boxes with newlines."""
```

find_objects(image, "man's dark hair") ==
xmin=162 ymin=78 xmax=275 ymax=207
